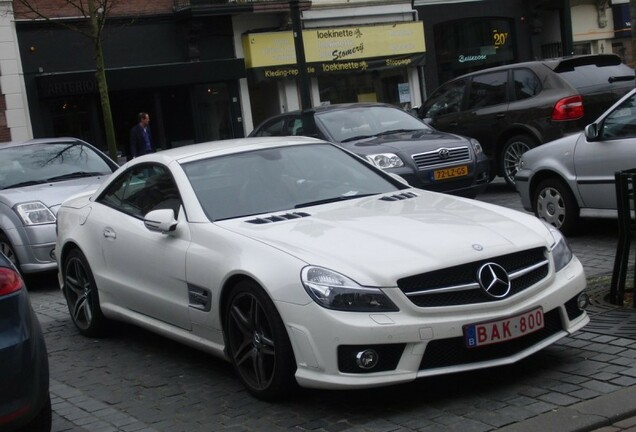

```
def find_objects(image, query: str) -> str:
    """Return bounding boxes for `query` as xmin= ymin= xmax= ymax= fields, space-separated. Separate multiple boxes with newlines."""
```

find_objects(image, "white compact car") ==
xmin=55 ymin=136 xmax=589 ymax=400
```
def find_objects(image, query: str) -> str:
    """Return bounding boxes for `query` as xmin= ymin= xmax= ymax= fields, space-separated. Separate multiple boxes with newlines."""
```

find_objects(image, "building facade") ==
xmin=3 ymin=0 xmax=634 ymax=149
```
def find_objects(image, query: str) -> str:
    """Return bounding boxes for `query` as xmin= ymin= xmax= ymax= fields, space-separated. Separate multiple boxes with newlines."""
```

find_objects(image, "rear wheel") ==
xmin=63 ymin=249 xmax=106 ymax=336
xmin=533 ymin=178 xmax=580 ymax=236
xmin=500 ymin=135 xmax=535 ymax=188
xmin=224 ymin=280 xmax=297 ymax=400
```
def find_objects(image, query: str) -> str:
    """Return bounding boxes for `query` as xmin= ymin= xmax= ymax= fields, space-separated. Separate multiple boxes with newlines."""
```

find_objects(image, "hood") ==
xmin=218 ymin=191 xmax=552 ymax=287
xmin=340 ymin=130 xmax=470 ymax=156
xmin=0 ymin=176 xmax=108 ymax=215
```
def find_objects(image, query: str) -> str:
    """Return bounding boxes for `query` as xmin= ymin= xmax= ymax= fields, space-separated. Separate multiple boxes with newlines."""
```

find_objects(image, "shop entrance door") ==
xmin=193 ymin=83 xmax=234 ymax=142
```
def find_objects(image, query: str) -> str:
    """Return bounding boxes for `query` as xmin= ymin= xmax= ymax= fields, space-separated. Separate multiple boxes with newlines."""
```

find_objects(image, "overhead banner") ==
xmin=243 ymin=22 xmax=426 ymax=79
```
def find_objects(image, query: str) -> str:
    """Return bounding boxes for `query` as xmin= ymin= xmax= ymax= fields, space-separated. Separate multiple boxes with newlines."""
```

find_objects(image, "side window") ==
xmin=98 ymin=164 xmax=182 ymax=218
xmin=466 ymin=71 xmax=508 ymax=110
xmin=421 ymin=79 xmax=467 ymax=118
xmin=512 ymin=69 xmax=542 ymax=101
xmin=601 ymin=94 xmax=636 ymax=139
xmin=253 ymin=118 xmax=286 ymax=137
xmin=289 ymin=117 xmax=305 ymax=136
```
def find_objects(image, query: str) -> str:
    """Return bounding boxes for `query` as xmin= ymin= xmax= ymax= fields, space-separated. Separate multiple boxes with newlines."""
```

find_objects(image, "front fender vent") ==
xmin=379 ymin=192 xmax=419 ymax=201
xmin=246 ymin=212 xmax=311 ymax=224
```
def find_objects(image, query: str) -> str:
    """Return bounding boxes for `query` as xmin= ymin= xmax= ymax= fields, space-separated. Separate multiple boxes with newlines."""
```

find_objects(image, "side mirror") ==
xmin=584 ymin=123 xmax=600 ymax=141
xmin=144 ymin=209 xmax=178 ymax=234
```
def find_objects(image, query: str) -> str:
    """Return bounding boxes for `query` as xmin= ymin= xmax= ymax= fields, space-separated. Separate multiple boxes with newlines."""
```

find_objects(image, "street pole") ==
xmin=631 ymin=0 xmax=636 ymax=74
xmin=289 ymin=0 xmax=312 ymax=110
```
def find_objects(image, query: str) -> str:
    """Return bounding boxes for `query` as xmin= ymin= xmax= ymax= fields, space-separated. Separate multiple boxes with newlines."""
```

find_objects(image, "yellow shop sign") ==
xmin=243 ymin=22 xmax=426 ymax=69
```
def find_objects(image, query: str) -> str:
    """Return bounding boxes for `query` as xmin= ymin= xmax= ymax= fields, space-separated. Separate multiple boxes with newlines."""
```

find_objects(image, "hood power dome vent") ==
xmin=380 ymin=192 xmax=418 ymax=201
xmin=246 ymin=212 xmax=311 ymax=224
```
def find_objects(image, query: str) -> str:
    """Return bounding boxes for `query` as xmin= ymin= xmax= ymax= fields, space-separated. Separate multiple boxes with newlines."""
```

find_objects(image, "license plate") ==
xmin=464 ymin=307 xmax=544 ymax=348
xmin=432 ymin=165 xmax=468 ymax=181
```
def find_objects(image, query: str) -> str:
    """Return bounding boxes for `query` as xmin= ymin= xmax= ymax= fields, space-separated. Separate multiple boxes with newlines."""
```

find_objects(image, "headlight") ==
xmin=15 ymin=201 xmax=56 ymax=225
xmin=469 ymin=138 xmax=483 ymax=155
xmin=301 ymin=266 xmax=399 ymax=312
xmin=542 ymin=221 xmax=573 ymax=271
xmin=366 ymin=153 xmax=404 ymax=169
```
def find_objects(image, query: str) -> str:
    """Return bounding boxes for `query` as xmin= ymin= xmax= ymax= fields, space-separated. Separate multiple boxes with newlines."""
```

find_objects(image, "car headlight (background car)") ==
xmin=301 ymin=266 xmax=399 ymax=312
xmin=15 ymin=202 xmax=56 ymax=225
xmin=469 ymin=138 xmax=483 ymax=155
xmin=366 ymin=153 xmax=404 ymax=169
xmin=543 ymin=221 xmax=573 ymax=271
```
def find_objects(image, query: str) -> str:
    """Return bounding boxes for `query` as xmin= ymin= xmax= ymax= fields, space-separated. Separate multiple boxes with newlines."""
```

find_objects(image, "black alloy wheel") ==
xmin=63 ymin=249 xmax=106 ymax=336
xmin=225 ymin=280 xmax=296 ymax=400
xmin=0 ymin=232 xmax=19 ymax=269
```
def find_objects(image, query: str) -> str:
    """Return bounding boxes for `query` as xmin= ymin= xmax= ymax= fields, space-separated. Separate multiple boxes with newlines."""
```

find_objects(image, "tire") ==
xmin=500 ymin=135 xmax=535 ymax=188
xmin=533 ymin=178 xmax=580 ymax=236
xmin=224 ymin=280 xmax=297 ymax=401
xmin=0 ymin=232 xmax=19 ymax=269
xmin=62 ymin=249 xmax=106 ymax=336
xmin=19 ymin=394 xmax=52 ymax=432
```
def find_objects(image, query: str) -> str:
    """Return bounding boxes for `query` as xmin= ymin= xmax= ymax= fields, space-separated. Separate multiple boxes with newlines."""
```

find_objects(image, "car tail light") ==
xmin=0 ymin=267 xmax=23 ymax=296
xmin=552 ymin=95 xmax=584 ymax=121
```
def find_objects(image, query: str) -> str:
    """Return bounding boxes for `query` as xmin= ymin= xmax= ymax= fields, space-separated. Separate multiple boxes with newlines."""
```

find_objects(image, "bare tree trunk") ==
xmin=87 ymin=0 xmax=118 ymax=161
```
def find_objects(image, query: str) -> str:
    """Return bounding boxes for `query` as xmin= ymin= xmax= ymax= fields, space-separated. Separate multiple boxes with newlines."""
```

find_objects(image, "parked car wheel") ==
xmin=63 ymin=249 xmax=106 ymax=336
xmin=501 ymin=135 xmax=535 ymax=187
xmin=0 ymin=232 xmax=18 ymax=269
xmin=224 ymin=280 xmax=297 ymax=401
xmin=534 ymin=178 xmax=580 ymax=236
xmin=20 ymin=395 xmax=52 ymax=432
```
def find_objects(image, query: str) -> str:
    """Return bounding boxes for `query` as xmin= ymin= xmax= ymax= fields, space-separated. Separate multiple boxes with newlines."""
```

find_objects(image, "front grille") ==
xmin=412 ymin=146 xmax=471 ymax=170
xmin=419 ymin=308 xmax=562 ymax=370
xmin=398 ymin=247 xmax=549 ymax=307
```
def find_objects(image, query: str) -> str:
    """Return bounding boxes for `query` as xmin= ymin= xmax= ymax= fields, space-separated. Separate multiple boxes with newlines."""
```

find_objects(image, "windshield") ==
xmin=0 ymin=142 xmax=114 ymax=190
xmin=182 ymin=143 xmax=405 ymax=221
xmin=316 ymin=106 xmax=431 ymax=143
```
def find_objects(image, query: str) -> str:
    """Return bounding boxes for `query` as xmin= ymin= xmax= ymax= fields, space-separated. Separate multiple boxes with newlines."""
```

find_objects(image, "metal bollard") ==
xmin=609 ymin=169 xmax=636 ymax=307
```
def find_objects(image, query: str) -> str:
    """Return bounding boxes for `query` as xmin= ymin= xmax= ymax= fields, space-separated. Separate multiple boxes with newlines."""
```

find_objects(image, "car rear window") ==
xmin=556 ymin=62 xmax=634 ymax=92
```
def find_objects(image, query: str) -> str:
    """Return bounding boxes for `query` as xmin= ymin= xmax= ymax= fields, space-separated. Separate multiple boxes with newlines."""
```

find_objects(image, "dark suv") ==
xmin=418 ymin=54 xmax=634 ymax=186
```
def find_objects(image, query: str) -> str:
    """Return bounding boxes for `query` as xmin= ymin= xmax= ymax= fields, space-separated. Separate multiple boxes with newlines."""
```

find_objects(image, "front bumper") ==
xmin=515 ymin=169 xmax=534 ymax=212
xmin=6 ymin=224 xmax=57 ymax=274
xmin=278 ymin=256 xmax=587 ymax=390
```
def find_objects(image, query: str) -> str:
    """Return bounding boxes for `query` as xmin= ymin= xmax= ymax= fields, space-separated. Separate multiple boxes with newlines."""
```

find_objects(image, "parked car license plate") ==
xmin=464 ymin=307 xmax=544 ymax=348
xmin=432 ymin=165 xmax=468 ymax=180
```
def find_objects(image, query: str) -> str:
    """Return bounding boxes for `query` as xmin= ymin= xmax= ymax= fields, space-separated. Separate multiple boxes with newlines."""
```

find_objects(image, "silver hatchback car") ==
xmin=516 ymin=88 xmax=636 ymax=235
xmin=0 ymin=138 xmax=117 ymax=273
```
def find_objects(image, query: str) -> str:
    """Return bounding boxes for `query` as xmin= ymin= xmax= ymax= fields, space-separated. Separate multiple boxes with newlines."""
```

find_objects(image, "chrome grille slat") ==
xmin=398 ymin=247 xmax=550 ymax=307
xmin=411 ymin=146 xmax=471 ymax=169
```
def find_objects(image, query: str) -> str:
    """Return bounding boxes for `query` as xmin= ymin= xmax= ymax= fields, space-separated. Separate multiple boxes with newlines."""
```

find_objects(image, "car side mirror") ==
xmin=144 ymin=209 xmax=178 ymax=234
xmin=584 ymin=123 xmax=600 ymax=141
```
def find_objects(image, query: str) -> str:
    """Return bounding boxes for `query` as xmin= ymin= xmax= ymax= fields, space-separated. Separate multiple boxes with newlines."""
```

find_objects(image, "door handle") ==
xmin=103 ymin=227 xmax=116 ymax=239
xmin=495 ymin=113 xmax=506 ymax=119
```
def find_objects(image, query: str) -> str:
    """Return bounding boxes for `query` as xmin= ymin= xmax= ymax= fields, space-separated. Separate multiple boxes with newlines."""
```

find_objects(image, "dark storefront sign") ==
xmin=37 ymin=59 xmax=246 ymax=98
xmin=243 ymin=22 xmax=426 ymax=81
xmin=612 ymin=3 xmax=631 ymax=38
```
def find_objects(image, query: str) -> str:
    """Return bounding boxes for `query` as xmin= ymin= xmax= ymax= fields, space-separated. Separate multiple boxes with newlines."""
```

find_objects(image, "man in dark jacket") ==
xmin=129 ymin=112 xmax=154 ymax=158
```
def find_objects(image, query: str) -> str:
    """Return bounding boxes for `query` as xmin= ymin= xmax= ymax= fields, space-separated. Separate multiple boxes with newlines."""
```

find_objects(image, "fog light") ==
xmin=577 ymin=293 xmax=590 ymax=310
xmin=356 ymin=349 xmax=379 ymax=370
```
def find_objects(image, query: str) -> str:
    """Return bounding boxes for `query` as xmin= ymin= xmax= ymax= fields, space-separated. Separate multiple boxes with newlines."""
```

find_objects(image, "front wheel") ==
xmin=224 ymin=280 xmax=297 ymax=400
xmin=500 ymin=135 xmax=535 ymax=188
xmin=0 ymin=232 xmax=19 ymax=269
xmin=63 ymin=249 xmax=106 ymax=336
xmin=533 ymin=178 xmax=580 ymax=236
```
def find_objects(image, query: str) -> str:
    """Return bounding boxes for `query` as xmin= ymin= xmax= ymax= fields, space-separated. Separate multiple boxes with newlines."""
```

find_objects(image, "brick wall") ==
xmin=13 ymin=0 xmax=175 ymax=19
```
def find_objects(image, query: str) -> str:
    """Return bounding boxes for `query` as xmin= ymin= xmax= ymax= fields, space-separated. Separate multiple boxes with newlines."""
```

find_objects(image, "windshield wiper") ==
xmin=295 ymin=193 xmax=377 ymax=208
xmin=46 ymin=171 xmax=106 ymax=182
xmin=608 ymin=75 xmax=635 ymax=83
xmin=2 ymin=180 xmax=48 ymax=189
xmin=376 ymin=129 xmax=421 ymax=136
xmin=340 ymin=135 xmax=375 ymax=143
